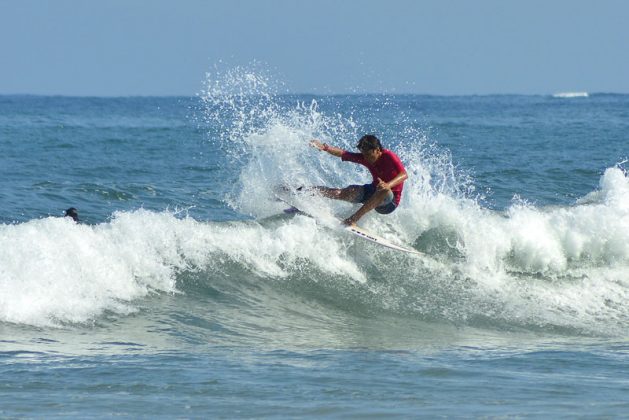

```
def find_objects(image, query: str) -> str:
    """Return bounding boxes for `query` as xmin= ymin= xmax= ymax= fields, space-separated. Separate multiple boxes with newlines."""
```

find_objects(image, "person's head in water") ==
xmin=64 ymin=207 xmax=79 ymax=222
xmin=356 ymin=134 xmax=383 ymax=164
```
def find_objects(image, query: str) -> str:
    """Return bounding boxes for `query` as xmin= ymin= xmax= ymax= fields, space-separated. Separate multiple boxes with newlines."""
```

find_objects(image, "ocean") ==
xmin=1 ymin=71 xmax=628 ymax=417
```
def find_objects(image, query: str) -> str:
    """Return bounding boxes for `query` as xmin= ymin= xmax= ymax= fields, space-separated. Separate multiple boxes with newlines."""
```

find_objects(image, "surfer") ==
xmin=64 ymin=207 xmax=79 ymax=223
xmin=309 ymin=134 xmax=408 ymax=226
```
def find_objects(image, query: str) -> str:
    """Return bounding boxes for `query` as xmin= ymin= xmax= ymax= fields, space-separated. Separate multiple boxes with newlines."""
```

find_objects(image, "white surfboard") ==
xmin=274 ymin=192 xmax=422 ymax=256
xmin=343 ymin=223 xmax=422 ymax=255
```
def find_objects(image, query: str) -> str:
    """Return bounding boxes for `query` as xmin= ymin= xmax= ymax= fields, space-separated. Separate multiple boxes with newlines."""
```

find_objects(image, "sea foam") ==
xmin=552 ymin=91 xmax=589 ymax=98
xmin=0 ymin=209 xmax=367 ymax=327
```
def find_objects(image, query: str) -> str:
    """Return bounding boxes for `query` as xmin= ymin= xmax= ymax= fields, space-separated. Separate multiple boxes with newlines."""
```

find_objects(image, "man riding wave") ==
xmin=309 ymin=134 xmax=408 ymax=226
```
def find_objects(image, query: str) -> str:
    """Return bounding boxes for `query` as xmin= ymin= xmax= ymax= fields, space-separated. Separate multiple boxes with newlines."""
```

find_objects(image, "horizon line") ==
xmin=1 ymin=91 xmax=624 ymax=99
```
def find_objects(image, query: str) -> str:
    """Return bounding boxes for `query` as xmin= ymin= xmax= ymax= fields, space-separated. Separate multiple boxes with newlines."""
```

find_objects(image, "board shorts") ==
xmin=350 ymin=183 xmax=397 ymax=214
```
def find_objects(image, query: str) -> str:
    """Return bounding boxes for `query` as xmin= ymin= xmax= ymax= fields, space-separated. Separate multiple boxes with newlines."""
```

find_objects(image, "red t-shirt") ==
xmin=341 ymin=149 xmax=406 ymax=205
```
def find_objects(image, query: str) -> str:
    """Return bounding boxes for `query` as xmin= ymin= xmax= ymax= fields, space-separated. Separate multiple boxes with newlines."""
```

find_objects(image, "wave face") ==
xmin=1 ymin=71 xmax=627 ymax=343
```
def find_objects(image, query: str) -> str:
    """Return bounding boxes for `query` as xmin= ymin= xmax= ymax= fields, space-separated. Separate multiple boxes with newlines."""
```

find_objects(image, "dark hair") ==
xmin=64 ymin=207 xmax=79 ymax=222
xmin=356 ymin=134 xmax=383 ymax=152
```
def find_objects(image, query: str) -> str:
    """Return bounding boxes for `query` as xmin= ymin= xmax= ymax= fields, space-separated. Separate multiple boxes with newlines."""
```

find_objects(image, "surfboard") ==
xmin=274 ymin=192 xmax=422 ymax=256
xmin=343 ymin=223 xmax=422 ymax=255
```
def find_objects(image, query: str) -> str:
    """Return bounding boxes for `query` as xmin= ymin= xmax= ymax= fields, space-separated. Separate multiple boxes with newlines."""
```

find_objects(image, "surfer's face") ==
xmin=360 ymin=147 xmax=382 ymax=164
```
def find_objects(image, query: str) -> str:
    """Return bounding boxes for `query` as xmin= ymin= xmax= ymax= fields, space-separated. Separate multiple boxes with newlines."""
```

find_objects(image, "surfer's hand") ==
xmin=376 ymin=178 xmax=391 ymax=191
xmin=310 ymin=140 xmax=325 ymax=151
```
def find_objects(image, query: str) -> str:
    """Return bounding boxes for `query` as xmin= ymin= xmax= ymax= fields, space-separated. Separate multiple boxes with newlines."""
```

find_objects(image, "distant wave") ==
xmin=552 ymin=92 xmax=589 ymax=98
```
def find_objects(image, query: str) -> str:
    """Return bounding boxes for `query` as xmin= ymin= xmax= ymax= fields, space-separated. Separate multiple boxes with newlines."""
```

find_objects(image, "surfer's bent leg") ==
xmin=344 ymin=184 xmax=395 ymax=225
xmin=313 ymin=185 xmax=363 ymax=202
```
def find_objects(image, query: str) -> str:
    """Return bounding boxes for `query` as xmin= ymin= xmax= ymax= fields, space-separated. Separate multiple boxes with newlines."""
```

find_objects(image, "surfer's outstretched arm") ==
xmin=310 ymin=140 xmax=344 ymax=157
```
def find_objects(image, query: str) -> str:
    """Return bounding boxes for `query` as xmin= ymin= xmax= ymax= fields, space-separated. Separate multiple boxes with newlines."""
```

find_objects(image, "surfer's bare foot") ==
xmin=343 ymin=215 xmax=358 ymax=226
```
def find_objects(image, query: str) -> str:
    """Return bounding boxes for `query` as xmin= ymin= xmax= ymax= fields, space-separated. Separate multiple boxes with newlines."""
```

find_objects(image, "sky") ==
xmin=1 ymin=0 xmax=628 ymax=96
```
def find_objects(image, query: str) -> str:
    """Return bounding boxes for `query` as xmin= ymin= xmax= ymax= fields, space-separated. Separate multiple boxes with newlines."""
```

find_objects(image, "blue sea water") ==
xmin=1 ymin=72 xmax=628 ymax=417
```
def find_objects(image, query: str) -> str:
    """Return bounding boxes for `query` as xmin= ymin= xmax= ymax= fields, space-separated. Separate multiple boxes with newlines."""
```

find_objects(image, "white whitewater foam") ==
xmin=0 ymin=210 xmax=366 ymax=327
xmin=552 ymin=92 xmax=589 ymax=98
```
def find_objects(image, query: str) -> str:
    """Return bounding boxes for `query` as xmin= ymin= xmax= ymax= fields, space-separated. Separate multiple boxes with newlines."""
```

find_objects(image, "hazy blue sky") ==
xmin=1 ymin=0 xmax=628 ymax=96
